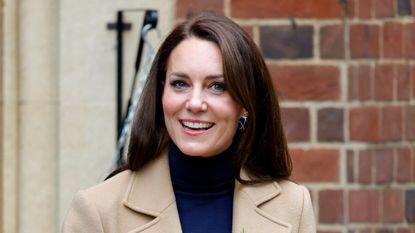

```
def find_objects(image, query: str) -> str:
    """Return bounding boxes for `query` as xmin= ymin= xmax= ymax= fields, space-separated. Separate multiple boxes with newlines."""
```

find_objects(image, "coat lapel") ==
xmin=232 ymin=171 xmax=292 ymax=233
xmin=122 ymin=153 xmax=291 ymax=233
xmin=126 ymin=203 xmax=182 ymax=233
xmin=122 ymin=152 xmax=182 ymax=233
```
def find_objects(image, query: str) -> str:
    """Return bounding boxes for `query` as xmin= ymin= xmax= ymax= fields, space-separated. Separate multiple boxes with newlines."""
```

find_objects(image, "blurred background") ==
xmin=1 ymin=0 xmax=414 ymax=232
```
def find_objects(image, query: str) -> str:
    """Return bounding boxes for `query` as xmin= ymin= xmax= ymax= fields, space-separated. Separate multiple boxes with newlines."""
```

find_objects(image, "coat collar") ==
xmin=123 ymin=151 xmax=175 ymax=217
xmin=122 ymin=151 xmax=291 ymax=233
xmin=232 ymin=170 xmax=291 ymax=233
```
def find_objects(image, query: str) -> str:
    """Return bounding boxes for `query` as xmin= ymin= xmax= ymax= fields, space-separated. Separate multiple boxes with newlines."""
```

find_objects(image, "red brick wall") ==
xmin=175 ymin=0 xmax=415 ymax=232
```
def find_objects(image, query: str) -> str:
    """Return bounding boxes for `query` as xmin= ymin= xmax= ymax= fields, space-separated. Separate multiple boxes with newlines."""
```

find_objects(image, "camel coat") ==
xmin=62 ymin=153 xmax=316 ymax=233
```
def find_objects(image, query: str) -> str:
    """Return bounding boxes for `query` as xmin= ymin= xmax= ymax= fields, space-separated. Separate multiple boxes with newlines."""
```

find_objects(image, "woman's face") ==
xmin=162 ymin=37 xmax=243 ymax=157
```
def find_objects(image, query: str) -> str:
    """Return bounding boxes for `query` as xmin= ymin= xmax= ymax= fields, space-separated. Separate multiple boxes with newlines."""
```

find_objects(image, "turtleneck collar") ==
xmin=168 ymin=141 xmax=236 ymax=193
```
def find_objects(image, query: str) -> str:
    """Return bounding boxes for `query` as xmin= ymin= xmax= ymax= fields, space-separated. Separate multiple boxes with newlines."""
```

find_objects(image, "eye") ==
xmin=170 ymin=80 xmax=188 ymax=89
xmin=209 ymin=82 xmax=226 ymax=93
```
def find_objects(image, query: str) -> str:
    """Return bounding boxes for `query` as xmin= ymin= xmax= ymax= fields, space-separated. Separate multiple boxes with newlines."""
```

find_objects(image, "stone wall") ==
xmin=1 ymin=0 xmax=175 ymax=232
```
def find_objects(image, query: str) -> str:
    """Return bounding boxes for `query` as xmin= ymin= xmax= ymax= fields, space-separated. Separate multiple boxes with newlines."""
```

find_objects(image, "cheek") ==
xmin=162 ymin=95 xmax=172 ymax=117
xmin=161 ymin=84 xmax=170 ymax=110
xmin=214 ymin=100 xmax=242 ymax=123
xmin=162 ymin=90 xmax=180 ymax=119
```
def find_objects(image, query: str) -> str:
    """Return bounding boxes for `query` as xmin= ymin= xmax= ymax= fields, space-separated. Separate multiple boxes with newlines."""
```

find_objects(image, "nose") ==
xmin=185 ymin=88 xmax=207 ymax=112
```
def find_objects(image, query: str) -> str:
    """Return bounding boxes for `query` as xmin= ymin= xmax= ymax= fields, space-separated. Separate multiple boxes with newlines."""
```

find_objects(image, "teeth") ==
xmin=182 ymin=121 xmax=213 ymax=129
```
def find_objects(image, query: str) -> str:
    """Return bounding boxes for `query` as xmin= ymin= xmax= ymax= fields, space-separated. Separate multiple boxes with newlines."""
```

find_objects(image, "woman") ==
xmin=63 ymin=13 xmax=316 ymax=233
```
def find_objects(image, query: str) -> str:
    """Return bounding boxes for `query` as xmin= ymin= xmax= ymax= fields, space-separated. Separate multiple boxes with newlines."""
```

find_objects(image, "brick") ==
xmin=413 ymin=0 xmax=415 ymax=17
xmin=280 ymin=107 xmax=310 ymax=142
xmin=396 ymin=65 xmax=411 ymax=100
xmin=359 ymin=149 xmax=373 ymax=184
xmin=397 ymin=0 xmax=413 ymax=16
xmin=320 ymin=24 xmax=345 ymax=59
xmin=403 ymin=23 xmax=415 ymax=58
xmin=350 ymin=107 xmax=380 ymax=142
xmin=405 ymin=189 xmax=415 ymax=223
xmin=383 ymin=22 xmax=403 ymax=59
xmin=348 ymin=65 xmax=359 ymax=100
xmin=350 ymin=229 xmax=372 ymax=233
xmin=269 ymin=65 xmax=340 ymax=101
xmin=412 ymin=156 xmax=415 ymax=183
xmin=349 ymin=64 xmax=372 ymax=101
xmin=383 ymin=189 xmax=404 ymax=223
xmin=318 ymin=108 xmax=344 ymax=141
xmin=349 ymin=190 xmax=380 ymax=222
xmin=240 ymin=25 xmax=254 ymax=39
xmin=413 ymin=149 xmax=415 ymax=182
xmin=260 ymin=25 xmax=313 ymax=59
xmin=412 ymin=66 xmax=415 ymax=99
xmin=359 ymin=0 xmax=373 ymax=19
xmin=374 ymin=148 xmax=394 ymax=183
xmin=397 ymin=147 xmax=412 ymax=182
xmin=231 ymin=0 xmax=342 ymax=18
xmin=350 ymin=24 xmax=380 ymax=58
xmin=319 ymin=190 xmax=344 ymax=223
xmin=376 ymin=230 xmax=393 ymax=233
xmin=347 ymin=150 xmax=355 ymax=183
xmin=290 ymin=148 xmax=339 ymax=182
xmin=347 ymin=0 xmax=357 ymax=18
xmin=375 ymin=64 xmax=394 ymax=100
xmin=176 ymin=0 xmax=224 ymax=18
xmin=374 ymin=0 xmax=395 ymax=18
xmin=380 ymin=106 xmax=403 ymax=141
xmin=405 ymin=106 xmax=415 ymax=140
xmin=357 ymin=65 xmax=372 ymax=100
xmin=396 ymin=229 xmax=411 ymax=233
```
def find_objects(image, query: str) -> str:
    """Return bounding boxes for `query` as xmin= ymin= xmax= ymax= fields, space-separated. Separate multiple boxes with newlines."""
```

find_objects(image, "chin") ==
xmin=177 ymin=144 xmax=213 ymax=157
xmin=181 ymin=149 xmax=210 ymax=157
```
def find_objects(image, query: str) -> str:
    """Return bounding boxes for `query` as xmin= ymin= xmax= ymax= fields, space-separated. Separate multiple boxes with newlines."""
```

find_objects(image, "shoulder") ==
xmin=62 ymin=170 xmax=136 ymax=233
xmin=269 ymin=180 xmax=316 ymax=232
xmin=236 ymin=177 xmax=312 ymax=214
xmin=74 ymin=170 xmax=134 ymax=211
xmin=82 ymin=170 xmax=133 ymax=199
xmin=235 ymin=178 xmax=316 ymax=232
xmin=277 ymin=180 xmax=310 ymax=202
xmin=262 ymin=179 xmax=311 ymax=212
xmin=67 ymin=170 xmax=135 ymax=217
xmin=71 ymin=153 xmax=170 ymax=210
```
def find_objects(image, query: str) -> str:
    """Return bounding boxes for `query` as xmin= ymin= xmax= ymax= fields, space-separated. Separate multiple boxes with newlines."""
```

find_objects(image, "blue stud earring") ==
xmin=238 ymin=114 xmax=248 ymax=131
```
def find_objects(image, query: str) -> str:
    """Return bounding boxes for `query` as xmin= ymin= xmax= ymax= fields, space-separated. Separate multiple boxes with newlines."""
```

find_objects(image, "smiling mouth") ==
xmin=180 ymin=120 xmax=214 ymax=130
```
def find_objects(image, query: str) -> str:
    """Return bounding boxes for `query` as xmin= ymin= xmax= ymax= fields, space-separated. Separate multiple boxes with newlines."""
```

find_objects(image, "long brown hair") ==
xmin=118 ymin=13 xmax=291 ymax=183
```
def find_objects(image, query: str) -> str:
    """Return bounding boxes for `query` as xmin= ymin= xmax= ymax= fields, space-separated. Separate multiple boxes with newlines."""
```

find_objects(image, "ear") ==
xmin=240 ymin=108 xmax=248 ymax=117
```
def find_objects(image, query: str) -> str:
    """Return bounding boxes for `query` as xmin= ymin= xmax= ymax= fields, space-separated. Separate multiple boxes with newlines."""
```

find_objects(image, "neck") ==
xmin=168 ymin=141 xmax=235 ymax=192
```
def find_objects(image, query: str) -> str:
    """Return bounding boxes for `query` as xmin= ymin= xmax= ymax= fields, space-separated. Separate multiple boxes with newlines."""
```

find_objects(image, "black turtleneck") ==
xmin=168 ymin=141 xmax=235 ymax=233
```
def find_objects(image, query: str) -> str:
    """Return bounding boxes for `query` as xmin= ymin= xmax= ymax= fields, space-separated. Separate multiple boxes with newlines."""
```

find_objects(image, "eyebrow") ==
xmin=169 ymin=72 xmax=224 ymax=80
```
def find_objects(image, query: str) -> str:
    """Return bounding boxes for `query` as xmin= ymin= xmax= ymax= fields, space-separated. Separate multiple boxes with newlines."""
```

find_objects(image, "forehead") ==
xmin=166 ymin=37 xmax=223 ymax=76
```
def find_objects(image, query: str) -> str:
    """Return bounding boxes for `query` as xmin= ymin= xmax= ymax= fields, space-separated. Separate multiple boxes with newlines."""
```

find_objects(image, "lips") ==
xmin=180 ymin=120 xmax=214 ymax=130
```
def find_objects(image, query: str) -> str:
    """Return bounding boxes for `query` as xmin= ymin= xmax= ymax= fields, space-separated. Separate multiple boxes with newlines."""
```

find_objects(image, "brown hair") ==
xmin=120 ymin=12 xmax=291 ymax=183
